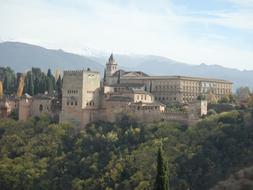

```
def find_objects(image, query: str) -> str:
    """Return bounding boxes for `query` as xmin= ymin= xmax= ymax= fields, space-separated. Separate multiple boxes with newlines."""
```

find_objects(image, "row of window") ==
xmin=67 ymin=90 xmax=78 ymax=94
xmin=183 ymin=93 xmax=199 ymax=96
xmin=39 ymin=104 xmax=49 ymax=112
xmin=66 ymin=101 xmax=96 ymax=106
xmin=154 ymin=85 xmax=231 ymax=91
xmin=154 ymin=85 xmax=178 ymax=90
xmin=114 ymin=87 xmax=126 ymax=92
xmin=67 ymin=101 xmax=78 ymax=106
xmin=136 ymin=95 xmax=148 ymax=101
xmin=183 ymin=82 xmax=199 ymax=86
xmin=201 ymin=82 xmax=231 ymax=88
xmin=135 ymin=106 xmax=159 ymax=110
xmin=155 ymin=97 xmax=177 ymax=101
xmin=155 ymin=96 xmax=197 ymax=102
xmin=86 ymin=102 xmax=95 ymax=106
xmin=183 ymin=97 xmax=195 ymax=102
xmin=201 ymin=89 xmax=231 ymax=94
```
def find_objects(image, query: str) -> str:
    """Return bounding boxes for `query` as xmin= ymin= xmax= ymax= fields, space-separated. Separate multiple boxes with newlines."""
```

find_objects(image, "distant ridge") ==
xmin=1 ymin=41 xmax=253 ymax=90
xmin=0 ymin=41 xmax=104 ymax=73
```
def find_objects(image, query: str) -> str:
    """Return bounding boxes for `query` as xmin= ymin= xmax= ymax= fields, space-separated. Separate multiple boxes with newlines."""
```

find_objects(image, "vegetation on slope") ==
xmin=0 ymin=108 xmax=253 ymax=190
xmin=211 ymin=166 xmax=253 ymax=190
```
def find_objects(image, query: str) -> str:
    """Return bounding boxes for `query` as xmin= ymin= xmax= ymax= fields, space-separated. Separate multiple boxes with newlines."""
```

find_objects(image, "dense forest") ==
xmin=211 ymin=166 xmax=253 ymax=190
xmin=0 ymin=67 xmax=62 ymax=96
xmin=0 ymin=104 xmax=253 ymax=189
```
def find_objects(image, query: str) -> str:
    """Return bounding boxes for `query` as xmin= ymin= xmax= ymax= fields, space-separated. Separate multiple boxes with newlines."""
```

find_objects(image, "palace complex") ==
xmin=1 ymin=54 xmax=233 ymax=126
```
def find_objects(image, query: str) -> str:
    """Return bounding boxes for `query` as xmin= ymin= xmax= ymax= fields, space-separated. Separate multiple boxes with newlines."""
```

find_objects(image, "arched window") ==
xmin=39 ymin=104 xmax=43 ymax=112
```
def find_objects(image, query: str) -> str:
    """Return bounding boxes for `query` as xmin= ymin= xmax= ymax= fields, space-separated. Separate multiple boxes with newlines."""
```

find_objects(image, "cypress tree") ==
xmin=39 ymin=75 xmax=47 ymax=94
xmin=117 ymin=70 xmax=121 ymax=84
xmin=103 ymin=69 xmax=107 ymax=83
xmin=46 ymin=77 xmax=54 ymax=95
xmin=150 ymin=82 xmax=153 ymax=93
xmin=47 ymin=69 xmax=56 ymax=91
xmin=28 ymin=72 xmax=34 ymax=96
xmin=3 ymin=75 xmax=8 ymax=94
xmin=154 ymin=145 xmax=169 ymax=190
xmin=56 ymin=75 xmax=62 ymax=98
xmin=47 ymin=69 xmax=52 ymax=78
xmin=34 ymin=77 xmax=39 ymax=95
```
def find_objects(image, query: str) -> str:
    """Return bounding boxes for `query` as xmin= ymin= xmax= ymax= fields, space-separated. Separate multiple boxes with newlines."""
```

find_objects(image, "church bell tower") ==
xmin=104 ymin=53 xmax=118 ymax=85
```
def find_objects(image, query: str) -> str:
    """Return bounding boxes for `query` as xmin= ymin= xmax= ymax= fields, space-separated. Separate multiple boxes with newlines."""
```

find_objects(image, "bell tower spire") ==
xmin=104 ymin=53 xmax=118 ymax=85
xmin=106 ymin=53 xmax=117 ymax=75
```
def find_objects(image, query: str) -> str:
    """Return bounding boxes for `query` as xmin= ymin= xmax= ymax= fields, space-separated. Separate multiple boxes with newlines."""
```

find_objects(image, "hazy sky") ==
xmin=1 ymin=0 xmax=253 ymax=70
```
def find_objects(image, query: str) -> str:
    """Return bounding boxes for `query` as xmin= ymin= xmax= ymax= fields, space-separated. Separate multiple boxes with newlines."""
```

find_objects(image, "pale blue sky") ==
xmin=0 ymin=0 xmax=253 ymax=70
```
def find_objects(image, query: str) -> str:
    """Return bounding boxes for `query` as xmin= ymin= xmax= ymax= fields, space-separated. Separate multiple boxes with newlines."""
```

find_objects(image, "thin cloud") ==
xmin=0 ymin=0 xmax=252 ymax=70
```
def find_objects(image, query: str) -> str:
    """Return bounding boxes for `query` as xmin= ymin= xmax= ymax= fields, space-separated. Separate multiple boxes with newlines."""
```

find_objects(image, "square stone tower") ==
xmin=60 ymin=69 xmax=100 ymax=125
xmin=104 ymin=54 xmax=118 ymax=85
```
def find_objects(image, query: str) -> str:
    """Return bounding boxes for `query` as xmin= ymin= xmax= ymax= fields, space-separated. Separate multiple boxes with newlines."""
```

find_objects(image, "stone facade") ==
xmin=59 ymin=69 xmax=100 ymax=125
xmin=0 ymin=97 xmax=18 ymax=118
xmin=120 ymin=76 xmax=232 ymax=104
xmin=19 ymin=94 xmax=54 ymax=121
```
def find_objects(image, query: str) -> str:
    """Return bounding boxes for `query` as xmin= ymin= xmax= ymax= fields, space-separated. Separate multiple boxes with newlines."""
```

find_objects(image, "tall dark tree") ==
xmin=3 ymin=75 xmax=8 ymax=94
xmin=46 ymin=69 xmax=56 ymax=95
xmin=154 ymin=145 xmax=169 ymax=190
xmin=34 ymin=77 xmax=40 ymax=95
xmin=150 ymin=82 xmax=153 ymax=93
xmin=117 ymin=70 xmax=121 ymax=84
xmin=56 ymin=75 xmax=62 ymax=98
xmin=39 ymin=75 xmax=47 ymax=94
xmin=47 ymin=69 xmax=52 ymax=78
xmin=103 ymin=69 xmax=107 ymax=83
xmin=28 ymin=72 xmax=34 ymax=96
xmin=46 ymin=77 xmax=54 ymax=95
xmin=1 ymin=67 xmax=16 ymax=94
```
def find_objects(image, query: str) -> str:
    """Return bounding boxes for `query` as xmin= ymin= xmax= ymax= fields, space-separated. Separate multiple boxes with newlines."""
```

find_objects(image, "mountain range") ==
xmin=0 ymin=41 xmax=252 ymax=90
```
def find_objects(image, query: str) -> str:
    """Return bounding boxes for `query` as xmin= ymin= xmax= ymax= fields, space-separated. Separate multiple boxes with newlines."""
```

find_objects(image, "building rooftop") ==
xmin=111 ymin=70 xmax=149 ymax=78
xmin=121 ymin=75 xmax=233 ymax=84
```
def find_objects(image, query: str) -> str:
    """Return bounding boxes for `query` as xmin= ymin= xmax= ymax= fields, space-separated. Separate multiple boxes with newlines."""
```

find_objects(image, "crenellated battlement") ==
xmin=64 ymin=68 xmax=99 ymax=75
xmin=64 ymin=70 xmax=83 ymax=74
